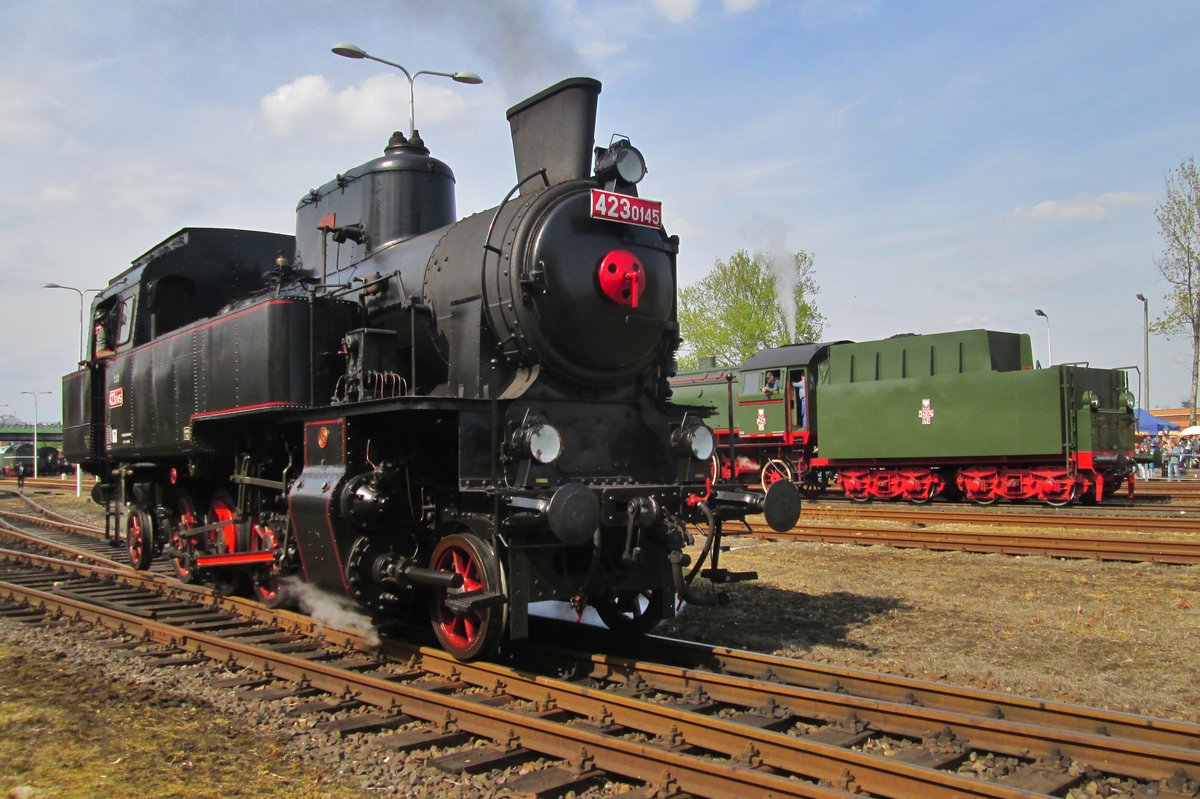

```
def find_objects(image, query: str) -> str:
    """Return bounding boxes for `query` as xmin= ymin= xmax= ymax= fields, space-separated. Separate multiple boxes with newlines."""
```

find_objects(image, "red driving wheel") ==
xmin=249 ymin=522 xmax=287 ymax=607
xmin=126 ymin=508 xmax=153 ymax=571
xmin=428 ymin=533 xmax=505 ymax=660
xmin=208 ymin=493 xmax=238 ymax=554
xmin=170 ymin=493 xmax=199 ymax=583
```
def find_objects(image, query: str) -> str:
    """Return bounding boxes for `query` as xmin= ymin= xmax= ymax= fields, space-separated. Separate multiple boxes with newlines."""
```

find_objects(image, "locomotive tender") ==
xmin=670 ymin=329 xmax=1136 ymax=506
xmin=61 ymin=77 xmax=800 ymax=659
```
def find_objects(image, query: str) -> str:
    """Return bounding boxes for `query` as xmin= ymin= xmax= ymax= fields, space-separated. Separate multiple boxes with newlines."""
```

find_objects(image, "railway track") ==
xmin=733 ymin=501 xmax=1200 ymax=565
xmin=0 ymin=476 xmax=92 ymax=494
xmin=1 ymin=500 xmax=1199 ymax=797
xmin=754 ymin=521 xmax=1200 ymax=564
xmin=1136 ymin=480 xmax=1200 ymax=502
xmin=800 ymin=504 xmax=1200 ymax=534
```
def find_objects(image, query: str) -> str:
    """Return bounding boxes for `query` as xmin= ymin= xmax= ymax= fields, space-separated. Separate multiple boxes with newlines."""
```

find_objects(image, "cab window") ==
xmin=115 ymin=296 xmax=135 ymax=346
xmin=760 ymin=370 xmax=782 ymax=396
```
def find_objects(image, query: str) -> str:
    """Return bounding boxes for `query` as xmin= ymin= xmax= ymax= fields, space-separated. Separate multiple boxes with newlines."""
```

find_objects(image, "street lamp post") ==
xmin=1136 ymin=293 xmax=1150 ymax=410
xmin=18 ymin=391 xmax=51 ymax=481
xmin=331 ymin=43 xmax=482 ymax=139
xmin=1033 ymin=309 xmax=1052 ymax=367
xmin=44 ymin=283 xmax=100 ymax=496
xmin=44 ymin=283 xmax=101 ymax=364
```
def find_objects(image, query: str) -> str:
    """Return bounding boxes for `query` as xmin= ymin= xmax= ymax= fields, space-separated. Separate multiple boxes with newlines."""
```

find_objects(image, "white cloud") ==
xmin=1008 ymin=191 xmax=1146 ymax=222
xmin=652 ymin=0 xmax=701 ymax=23
xmin=34 ymin=184 xmax=83 ymax=207
xmin=723 ymin=0 xmax=760 ymax=12
xmin=259 ymin=73 xmax=469 ymax=139
xmin=0 ymin=78 xmax=67 ymax=147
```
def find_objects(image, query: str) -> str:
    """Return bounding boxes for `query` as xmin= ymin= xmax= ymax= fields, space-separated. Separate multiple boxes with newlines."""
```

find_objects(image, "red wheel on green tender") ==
xmin=429 ymin=533 xmax=506 ymax=661
xmin=126 ymin=509 xmax=154 ymax=571
xmin=170 ymin=493 xmax=199 ymax=583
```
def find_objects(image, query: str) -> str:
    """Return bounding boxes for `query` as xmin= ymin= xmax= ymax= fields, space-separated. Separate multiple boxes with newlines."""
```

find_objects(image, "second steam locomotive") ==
xmin=61 ymin=77 xmax=799 ymax=660
xmin=670 ymin=329 xmax=1136 ymax=506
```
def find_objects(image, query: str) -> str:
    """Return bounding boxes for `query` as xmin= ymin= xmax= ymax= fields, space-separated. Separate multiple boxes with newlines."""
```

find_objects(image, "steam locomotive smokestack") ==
xmin=507 ymin=77 xmax=601 ymax=194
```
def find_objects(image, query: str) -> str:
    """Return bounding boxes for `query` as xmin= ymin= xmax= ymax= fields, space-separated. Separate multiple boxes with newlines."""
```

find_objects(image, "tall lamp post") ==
xmin=1136 ymin=293 xmax=1150 ymax=410
xmin=331 ymin=43 xmax=482 ymax=139
xmin=1034 ymin=308 xmax=1052 ymax=367
xmin=44 ymin=283 xmax=101 ymax=364
xmin=44 ymin=282 xmax=100 ymax=496
xmin=19 ymin=391 xmax=51 ymax=480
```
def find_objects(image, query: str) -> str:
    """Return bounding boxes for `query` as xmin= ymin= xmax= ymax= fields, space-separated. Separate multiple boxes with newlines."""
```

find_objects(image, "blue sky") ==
xmin=2 ymin=0 xmax=1197 ymax=424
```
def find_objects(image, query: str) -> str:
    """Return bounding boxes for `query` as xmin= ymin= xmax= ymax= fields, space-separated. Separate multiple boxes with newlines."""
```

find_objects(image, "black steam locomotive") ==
xmin=61 ymin=78 xmax=799 ymax=659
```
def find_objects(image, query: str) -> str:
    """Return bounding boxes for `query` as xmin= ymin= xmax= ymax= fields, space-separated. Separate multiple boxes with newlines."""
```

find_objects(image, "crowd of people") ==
xmin=1134 ymin=433 xmax=1198 ymax=480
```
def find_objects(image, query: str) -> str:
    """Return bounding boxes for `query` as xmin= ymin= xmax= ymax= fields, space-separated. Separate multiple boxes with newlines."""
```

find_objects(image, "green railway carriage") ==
xmin=669 ymin=329 xmax=1137 ymax=505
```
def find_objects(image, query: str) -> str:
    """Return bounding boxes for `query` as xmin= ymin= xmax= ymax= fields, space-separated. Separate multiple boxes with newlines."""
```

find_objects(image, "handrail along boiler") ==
xmin=60 ymin=78 xmax=800 ymax=659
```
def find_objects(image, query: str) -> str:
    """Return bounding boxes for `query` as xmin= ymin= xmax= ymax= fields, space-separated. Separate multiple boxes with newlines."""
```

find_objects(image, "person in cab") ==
xmin=762 ymin=371 xmax=780 ymax=395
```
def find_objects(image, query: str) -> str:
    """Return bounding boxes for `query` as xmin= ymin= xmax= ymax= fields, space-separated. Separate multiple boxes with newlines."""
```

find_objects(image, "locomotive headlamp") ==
xmin=512 ymin=422 xmax=563 ymax=464
xmin=1082 ymin=391 xmax=1100 ymax=410
xmin=671 ymin=423 xmax=716 ymax=461
xmin=1120 ymin=390 xmax=1136 ymax=410
xmin=594 ymin=139 xmax=646 ymax=186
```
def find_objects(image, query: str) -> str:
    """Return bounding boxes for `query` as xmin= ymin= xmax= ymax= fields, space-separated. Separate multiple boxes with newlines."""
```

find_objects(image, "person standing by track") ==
xmin=1167 ymin=439 xmax=1184 ymax=481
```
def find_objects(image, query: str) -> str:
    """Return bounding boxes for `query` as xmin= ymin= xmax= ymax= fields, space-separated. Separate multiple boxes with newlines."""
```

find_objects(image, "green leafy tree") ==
xmin=676 ymin=249 xmax=825 ymax=369
xmin=1153 ymin=156 xmax=1200 ymax=424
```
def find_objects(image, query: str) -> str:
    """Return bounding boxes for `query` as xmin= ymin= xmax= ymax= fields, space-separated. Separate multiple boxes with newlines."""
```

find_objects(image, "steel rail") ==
xmin=14 ymin=491 xmax=107 ymax=529
xmin=561 ymin=649 xmax=1200 ymax=782
xmin=754 ymin=523 xmax=1200 ymax=564
xmin=0 ymin=517 xmax=124 ymax=567
xmin=800 ymin=506 xmax=1200 ymax=534
xmin=618 ymin=634 xmax=1200 ymax=753
xmin=0 ymin=507 xmax=105 ymax=536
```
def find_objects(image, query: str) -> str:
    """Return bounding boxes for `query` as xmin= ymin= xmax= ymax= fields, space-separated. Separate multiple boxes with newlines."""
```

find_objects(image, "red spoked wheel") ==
xmin=169 ymin=493 xmax=200 ymax=583
xmin=126 ymin=508 xmax=154 ymax=571
xmin=208 ymin=492 xmax=239 ymax=555
xmin=760 ymin=459 xmax=793 ymax=488
xmin=429 ymin=533 xmax=506 ymax=661
xmin=249 ymin=522 xmax=288 ymax=608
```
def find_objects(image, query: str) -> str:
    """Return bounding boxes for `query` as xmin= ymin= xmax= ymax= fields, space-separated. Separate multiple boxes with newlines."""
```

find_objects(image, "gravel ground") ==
xmin=660 ymin=532 xmax=1200 ymax=722
xmin=2 ymin=490 xmax=1199 ymax=798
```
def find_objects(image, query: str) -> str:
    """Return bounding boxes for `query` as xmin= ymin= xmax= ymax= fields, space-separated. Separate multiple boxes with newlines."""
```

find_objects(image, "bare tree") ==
xmin=1154 ymin=155 xmax=1200 ymax=424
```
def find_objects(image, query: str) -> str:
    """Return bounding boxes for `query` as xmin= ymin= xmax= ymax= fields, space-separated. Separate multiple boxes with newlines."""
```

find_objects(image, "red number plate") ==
xmin=590 ymin=189 xmax=662 ymax=229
